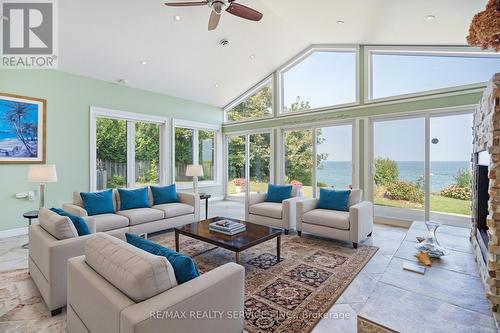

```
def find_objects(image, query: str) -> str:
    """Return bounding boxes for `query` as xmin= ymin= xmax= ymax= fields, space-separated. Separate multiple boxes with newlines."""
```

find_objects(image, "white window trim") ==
xmin=277 ymin=44 xmax=360 ymax=116
xmin=223 ymin=129 xmax=275 ymax=200
xmin=364 ymin=45 xmax=500 ymax=104
xmin=173 ymin=119 xmax=222 ymax=189
xmin=364 ymin=104 xmax=474 ymax=225
xmin=223 ymin=75 xmax=275 ymax=124
xmin=89 ymin=106 xmax=169 ymax=191
xmin=279 ymin=119 xmax=358 ymax=198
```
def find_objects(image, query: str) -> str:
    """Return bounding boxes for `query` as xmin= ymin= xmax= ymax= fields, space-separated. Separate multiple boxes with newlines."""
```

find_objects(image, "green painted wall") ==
xmin=0 ymin=70 xmax=223 ymax=232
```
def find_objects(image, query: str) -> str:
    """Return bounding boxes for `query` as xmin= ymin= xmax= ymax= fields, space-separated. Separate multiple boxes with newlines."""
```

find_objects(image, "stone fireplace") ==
xmin=472 ymin=73 xmax=500 ymax=313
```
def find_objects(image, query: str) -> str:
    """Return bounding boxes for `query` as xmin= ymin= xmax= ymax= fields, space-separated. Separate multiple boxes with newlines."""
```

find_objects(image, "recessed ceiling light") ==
xmin=214 ymin=83 xmax=220 ymax=88
xmin=424 ymin=15 xmax=436 ymax=21
xmin=174 ymin=15 xmax=181 ymax=21
xmin=336 ymin=20 xmax=345 ymax=25
xmin=249 ymin=54 xmax=255 ymax=59
xmin=140 ymin=60 xmax=147 ymax=65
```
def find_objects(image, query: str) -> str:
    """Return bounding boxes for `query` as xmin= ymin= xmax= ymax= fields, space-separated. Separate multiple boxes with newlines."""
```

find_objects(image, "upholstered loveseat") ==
xmin=67 ymin=233 xmax=245 ymax=333
xmin=29 ymin=187 xmax=200 ymax=316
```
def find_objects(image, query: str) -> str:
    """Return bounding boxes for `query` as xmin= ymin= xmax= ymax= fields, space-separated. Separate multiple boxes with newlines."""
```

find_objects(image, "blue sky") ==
xmin=284 ymin=51 xmax=499 ymax=161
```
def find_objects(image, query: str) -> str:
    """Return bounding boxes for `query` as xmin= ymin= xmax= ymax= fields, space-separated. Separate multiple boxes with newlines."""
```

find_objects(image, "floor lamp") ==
xmin=28 ymin=164 xmax=58 ymax=208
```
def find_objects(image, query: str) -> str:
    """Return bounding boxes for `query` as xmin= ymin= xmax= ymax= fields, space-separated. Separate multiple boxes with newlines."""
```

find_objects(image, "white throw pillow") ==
xmin=85 ymin=233 xmax=177 ymax=302
xmin=39 ymin=207 xmax=78 ymax=240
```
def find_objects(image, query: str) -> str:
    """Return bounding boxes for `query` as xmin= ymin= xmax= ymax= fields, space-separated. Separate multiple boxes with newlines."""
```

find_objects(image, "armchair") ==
xmin=296 ymin=189 xmax=373 ymax=248
xmin=245 ymin=185 xmax=302 ymax=234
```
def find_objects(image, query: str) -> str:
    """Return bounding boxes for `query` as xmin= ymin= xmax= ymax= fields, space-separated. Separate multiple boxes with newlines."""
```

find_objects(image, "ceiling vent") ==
xmin=219 ymin=39 xmax=230 ymax=47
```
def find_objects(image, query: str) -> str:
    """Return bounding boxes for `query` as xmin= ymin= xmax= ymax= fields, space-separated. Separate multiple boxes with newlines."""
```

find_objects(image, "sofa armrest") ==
xmin=349 ymin=201 xmax=374 ymax=243
xmin=296 ymin=198 xmax=319 ymax=231
xmin=62 ymin=203 xmax=88 ymax=217
xmin=84 ymin=217 xmax=97 ymax=234
xmin=282 ymin=197 xmax=305 ymax=231
xmin=178 ymin=192 xmax=200 ymax=221
xmin=120 ymin=263 xmax=245 ymax=333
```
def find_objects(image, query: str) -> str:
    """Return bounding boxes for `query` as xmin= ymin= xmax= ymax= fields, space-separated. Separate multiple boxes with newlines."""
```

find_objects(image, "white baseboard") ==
xmin=0 ymin=227 xmax=28 ymax=239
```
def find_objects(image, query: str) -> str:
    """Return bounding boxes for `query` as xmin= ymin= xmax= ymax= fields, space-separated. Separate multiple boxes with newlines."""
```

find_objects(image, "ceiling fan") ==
xmin=165 ymin=0 xmax=263 ymax=31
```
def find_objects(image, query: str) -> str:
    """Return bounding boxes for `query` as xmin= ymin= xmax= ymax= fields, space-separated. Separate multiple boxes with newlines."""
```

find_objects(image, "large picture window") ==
xmin=174 ymin=123 xmax=219 ymax=187
xmin=91 ymin=108 xmax=166 ymax=191
xmin=368 ymin=49 xmax=500 ymax=100
xmin=281 ymin=49 xmax=357 ymax=113
xmin=225 ymin=79 xmax=273 ymax=122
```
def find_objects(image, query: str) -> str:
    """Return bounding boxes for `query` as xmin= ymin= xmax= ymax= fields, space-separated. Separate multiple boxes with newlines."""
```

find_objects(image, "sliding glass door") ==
xmin=282 ymin=123 xmax=355 ymax=198
xmin=370 ymin=111 xmax=473 ymax=225
xmin=226 ymin=132 xmax=272 ymax=200
xmin=372 ymin=118 xmax=426 ymax=221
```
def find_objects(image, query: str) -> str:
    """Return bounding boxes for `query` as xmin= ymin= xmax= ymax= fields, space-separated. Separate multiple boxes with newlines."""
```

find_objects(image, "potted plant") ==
xmin=233 ymin=178 xmax=246 ymax=193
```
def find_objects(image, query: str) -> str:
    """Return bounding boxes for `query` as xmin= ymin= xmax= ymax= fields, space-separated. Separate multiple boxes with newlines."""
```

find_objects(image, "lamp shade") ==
xmin=185 ymin=164 xmax=204 ymax=177
xmin=28 ymin=164 xmax=58 ymax=183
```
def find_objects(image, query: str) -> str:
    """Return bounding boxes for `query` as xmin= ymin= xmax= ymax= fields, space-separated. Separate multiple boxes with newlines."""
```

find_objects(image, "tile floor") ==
xmin=0 ymin=200 xmax=496 ymax=333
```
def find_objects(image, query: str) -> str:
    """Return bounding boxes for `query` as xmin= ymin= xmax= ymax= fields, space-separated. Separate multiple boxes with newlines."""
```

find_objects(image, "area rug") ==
xmin=0 ymin=232 xmax=377 ymax=333
xmin=152 ymin=232 xmax=378 ymax=333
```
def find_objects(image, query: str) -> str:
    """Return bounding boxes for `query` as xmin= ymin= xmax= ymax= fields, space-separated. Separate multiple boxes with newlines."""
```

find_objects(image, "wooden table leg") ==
xmin=205 ymin=198 xmax=209 ymax=220
xmin=235 ymin=252 xmax=240 ymax=264
xmin=175 ymin=230 xmax=179 ymax=252
xmin=277 ymin=235 xmax=281 ymax=262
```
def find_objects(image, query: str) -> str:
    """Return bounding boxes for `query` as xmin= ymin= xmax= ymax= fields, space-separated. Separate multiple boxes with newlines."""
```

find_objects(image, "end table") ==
xmin=22 ymin=210 xmax=38 ymax=249
xmin=199 ymin=193 xmax=211 ymax=220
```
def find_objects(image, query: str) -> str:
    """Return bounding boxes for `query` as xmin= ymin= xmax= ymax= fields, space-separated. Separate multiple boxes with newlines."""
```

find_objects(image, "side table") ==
xmin=199 ymin=193 xmax=211 ymax=220
xmin=22 ymin=210 xmax=38 ymax=249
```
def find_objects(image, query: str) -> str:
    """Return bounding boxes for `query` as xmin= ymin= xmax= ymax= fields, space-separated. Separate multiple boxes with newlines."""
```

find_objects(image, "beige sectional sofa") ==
xmin=29 ymin=188 xmax=200 ymax=316
xmin=67 ymin=233 xmax=245 ymax=333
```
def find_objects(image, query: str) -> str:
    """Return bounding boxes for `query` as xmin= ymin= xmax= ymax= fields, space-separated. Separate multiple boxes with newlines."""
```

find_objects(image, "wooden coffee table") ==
xmin=174 ymin=217 xmax=282 ymax=264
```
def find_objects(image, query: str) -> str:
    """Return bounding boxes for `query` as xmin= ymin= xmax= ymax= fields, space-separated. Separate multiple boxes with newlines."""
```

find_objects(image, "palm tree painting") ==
xmin=0 ymin=93 xmax=46 ymax=163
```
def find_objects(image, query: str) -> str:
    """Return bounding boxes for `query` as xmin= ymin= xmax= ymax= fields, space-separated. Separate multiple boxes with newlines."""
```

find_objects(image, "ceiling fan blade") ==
xmin=208 ymin=10 xmax=221 ymax=31
xmin=226 ymin=2 xmax=263 ymax=21
xmin=164 ymin=1 xmax=207 ymax=7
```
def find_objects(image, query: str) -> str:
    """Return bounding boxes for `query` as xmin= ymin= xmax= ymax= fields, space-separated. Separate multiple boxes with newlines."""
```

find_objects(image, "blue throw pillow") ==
xmin=266 ymin=184 xmax=293 ymax=203
xmin=80 ymin=189 xmax=115 ymax=216
xmin=317 ymin=188 xmax=351 ymax=212
xmin=150 ymin=184 xmax=179 ymax=205
xmin=50 ymin=208 xmax=90 ymax=236
xmin=126 ymin=233 xmax=199 ymax=284
xmin=118 ymin=187 xmax=150 ymax=211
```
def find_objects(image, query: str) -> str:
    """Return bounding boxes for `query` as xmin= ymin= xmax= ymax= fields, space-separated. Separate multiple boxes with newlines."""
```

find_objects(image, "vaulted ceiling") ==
xmin=59 ymin=0 xmax=487 ymax=107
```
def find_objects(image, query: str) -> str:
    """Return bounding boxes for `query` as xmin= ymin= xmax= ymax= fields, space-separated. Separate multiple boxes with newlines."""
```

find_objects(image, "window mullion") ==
xmin=126 ymin=121 xmax=135 ymax=188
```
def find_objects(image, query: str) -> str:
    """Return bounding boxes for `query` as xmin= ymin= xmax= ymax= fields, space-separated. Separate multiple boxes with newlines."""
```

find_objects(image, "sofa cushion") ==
xmin=152 ymin=203 xmax=194 ymax=219
xmin=266 ymin=184 xmax=293 ymax=203
xmin=80 ymin=189 xmax=115 ymax=216
xmin=39 ymin=207 xmax=78 ymax=240
xmin=116 ymin=208 xmax=164 ymax=226
xmin=126 ymin=233 xmax=199 ymax=284
xmin=150 ymin=184 xmax=179 ymax=205
xmin=92 ymin=213 xmax=129 ymax=232
xmin=50 ymin=208 xmax=90 ymax=236
xmin=249 ymin=202 xmax=283 ymax=219
xmin=117 ymin=187 xmax=150 ymax=211
xmin=317 ymin=188 xmax=351 ymax=212
xmin=302 ymin=209 xmax=350 ymax=230
xmin=349 ymin=189 xmax=362 ymax=207
xmin=85 ymin=233 xmax=177 ymax=303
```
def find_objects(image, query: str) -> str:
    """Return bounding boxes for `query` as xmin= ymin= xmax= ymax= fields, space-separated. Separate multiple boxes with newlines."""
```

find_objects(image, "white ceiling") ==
xmin=59 ymin=0 xmax=487 ymax=107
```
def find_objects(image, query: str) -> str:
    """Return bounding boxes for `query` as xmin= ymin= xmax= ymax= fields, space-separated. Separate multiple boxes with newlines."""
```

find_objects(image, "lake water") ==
xmin=317 ymin=161 xmax=470 ymax=191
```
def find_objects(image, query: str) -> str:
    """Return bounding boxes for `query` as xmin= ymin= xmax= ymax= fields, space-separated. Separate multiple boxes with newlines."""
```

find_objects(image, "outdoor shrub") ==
xmin=317 ymin=181 xmax=328 ymax=188
xmin=455 ymin=168 xmax=472 ymax=188
xmin=385 ymin=180 xmax=424 ymax=204
xmin=108 ymin=175 xmax=125 ymax=188
xmin=441 ymin=184 xmax=471 ymax=201
xmin=374 ymin=158 xmax=399 ymax=186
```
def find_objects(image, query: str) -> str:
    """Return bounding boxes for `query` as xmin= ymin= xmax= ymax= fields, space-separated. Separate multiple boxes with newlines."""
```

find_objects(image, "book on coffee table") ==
xmin=209 ymin=219 xmax=246 ymax=235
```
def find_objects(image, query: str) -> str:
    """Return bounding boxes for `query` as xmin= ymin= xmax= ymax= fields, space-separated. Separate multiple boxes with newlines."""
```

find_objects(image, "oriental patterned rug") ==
xmin=153 ymin=232 xmax=378 ymax=333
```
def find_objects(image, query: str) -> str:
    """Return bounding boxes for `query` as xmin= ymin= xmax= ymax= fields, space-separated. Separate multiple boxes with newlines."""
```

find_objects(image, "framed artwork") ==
xmin=0 ymin=93 xmax=46 ymax=164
